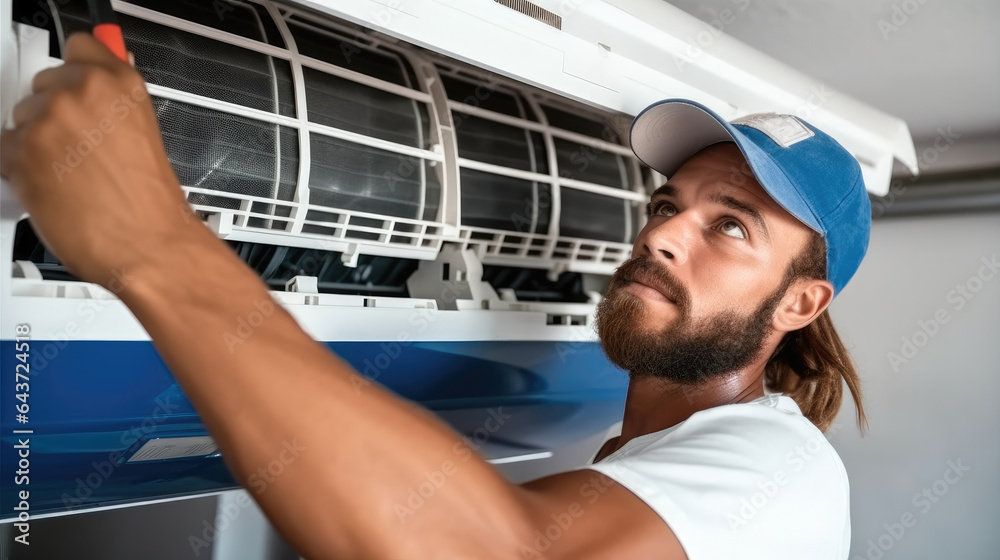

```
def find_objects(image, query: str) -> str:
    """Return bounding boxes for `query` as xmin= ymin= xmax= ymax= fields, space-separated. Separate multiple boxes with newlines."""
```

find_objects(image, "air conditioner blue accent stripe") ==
xmin=1 ymin=339 xmax=627 ymax=517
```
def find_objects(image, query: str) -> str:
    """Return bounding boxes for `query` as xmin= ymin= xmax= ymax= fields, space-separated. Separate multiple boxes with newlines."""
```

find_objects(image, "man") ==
xmin=1 ymin=35 xmax=867 ymax=559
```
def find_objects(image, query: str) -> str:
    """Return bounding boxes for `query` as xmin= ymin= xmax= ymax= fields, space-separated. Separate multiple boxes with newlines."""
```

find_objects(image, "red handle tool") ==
xmin=87 ymin=0 xmax=128 ymax=61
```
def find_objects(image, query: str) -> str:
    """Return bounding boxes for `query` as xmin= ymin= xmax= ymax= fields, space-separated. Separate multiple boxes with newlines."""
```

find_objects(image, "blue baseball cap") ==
xmin=629 ymin=99 xmax=870 ymax=296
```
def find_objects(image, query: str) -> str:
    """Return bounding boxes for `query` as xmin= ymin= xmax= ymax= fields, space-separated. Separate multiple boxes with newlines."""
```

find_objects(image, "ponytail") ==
xmin=764 ymin=310 xmax=867 ymax=434
xmin=766 ymin=230 xmax=868 ymax=434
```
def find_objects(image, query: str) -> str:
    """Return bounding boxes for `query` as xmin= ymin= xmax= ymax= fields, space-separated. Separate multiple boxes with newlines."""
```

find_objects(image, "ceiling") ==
xmin=666 ymin=0 xmax=1000 ymax=178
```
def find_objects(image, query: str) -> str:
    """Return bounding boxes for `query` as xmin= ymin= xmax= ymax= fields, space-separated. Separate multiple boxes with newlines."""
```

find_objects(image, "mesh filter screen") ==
xmin=51 ymin=6 xmax=294 ymax=117
xmin=460 ymin=169 xmax=551 ymax=234
xmin=553 ymin=138 xmax=628 ymax=189
xmin=543 ymin=105 xmax=618 ymax=140
xmin=542 ymin=104 xmax=630 ymax=190
xmin=560 ymin=189 xmax=630 ymax=243
xmin=290 ymin=21 xmax=412 ymax=87
xmin=309 ymin=134 xmax=439 ymax=220
xmin=124 ymin=15 xmax=295 ymax=117
xmin=441 ymin=74 xmax=528 ymax=119
xmin=122 ymin=0 xmax=286 ymax=47
xmin=454 ymin=114 xmax=548 ymax=174
xmin=303 ymin=67 xmax=431 ymax=149
xmin=153 ymin=98 xmax=298 ymax=208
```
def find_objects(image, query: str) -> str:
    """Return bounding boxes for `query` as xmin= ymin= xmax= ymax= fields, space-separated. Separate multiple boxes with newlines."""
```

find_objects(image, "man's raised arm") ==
xmin=0 ymin=34 xmax=686 ymax=559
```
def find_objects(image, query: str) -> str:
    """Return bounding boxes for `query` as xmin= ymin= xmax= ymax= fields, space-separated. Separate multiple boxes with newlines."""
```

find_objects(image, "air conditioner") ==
xmin=0 ymin=0 xmax=916 ymax=520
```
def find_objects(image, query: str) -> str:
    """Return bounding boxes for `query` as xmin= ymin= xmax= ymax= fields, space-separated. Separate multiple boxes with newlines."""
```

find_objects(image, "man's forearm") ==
xmin=0 ymin=33 xmax=540 ymax=559
xmin=120 ymin=226 xmax=533 ymax=558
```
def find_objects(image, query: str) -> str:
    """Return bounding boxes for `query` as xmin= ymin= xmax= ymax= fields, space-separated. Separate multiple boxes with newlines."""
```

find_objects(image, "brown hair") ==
xmin=764 ymin=231 xmax=868 ymax=434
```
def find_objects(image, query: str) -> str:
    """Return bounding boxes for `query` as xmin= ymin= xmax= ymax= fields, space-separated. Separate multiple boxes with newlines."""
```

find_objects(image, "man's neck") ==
xmin=596 ymin=370 xmax=766 ymax=461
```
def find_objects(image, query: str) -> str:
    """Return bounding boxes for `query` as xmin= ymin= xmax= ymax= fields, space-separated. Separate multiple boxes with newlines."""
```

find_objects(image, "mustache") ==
xmin=609 ymin=256 xmax=690 ymax=310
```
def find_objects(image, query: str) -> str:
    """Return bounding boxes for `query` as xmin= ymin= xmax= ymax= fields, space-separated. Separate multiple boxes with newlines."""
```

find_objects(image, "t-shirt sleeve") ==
xmin=581 ymin=404 xmax=851 ymax=560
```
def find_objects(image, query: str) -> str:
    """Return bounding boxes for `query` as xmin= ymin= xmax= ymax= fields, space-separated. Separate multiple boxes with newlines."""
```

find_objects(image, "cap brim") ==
xmin=630 ymin=99 xmax=824 ymax=235
xmin=630 ymin=99 xmax=736 ymax=177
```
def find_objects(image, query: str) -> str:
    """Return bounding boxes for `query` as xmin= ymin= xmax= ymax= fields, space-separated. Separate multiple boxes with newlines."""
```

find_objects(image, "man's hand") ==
xmin=0 ymin=33 xmax=203 ymax=290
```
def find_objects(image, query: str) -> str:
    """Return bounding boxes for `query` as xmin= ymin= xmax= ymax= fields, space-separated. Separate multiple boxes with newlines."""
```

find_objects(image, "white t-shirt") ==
xmin=580 ymin=393 xmax=851 ymax=560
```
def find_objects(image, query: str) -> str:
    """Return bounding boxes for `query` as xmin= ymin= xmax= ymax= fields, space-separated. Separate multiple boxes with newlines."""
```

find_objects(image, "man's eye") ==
xmin=719 ymin=220 xmax=747 ymax=239
xmin=648 ymin=202 xmax=677 ymax=217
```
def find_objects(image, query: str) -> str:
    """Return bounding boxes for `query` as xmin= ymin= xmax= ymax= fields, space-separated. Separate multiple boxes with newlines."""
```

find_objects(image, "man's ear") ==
xmin=772 ymin=278 xmax=834 ymax=333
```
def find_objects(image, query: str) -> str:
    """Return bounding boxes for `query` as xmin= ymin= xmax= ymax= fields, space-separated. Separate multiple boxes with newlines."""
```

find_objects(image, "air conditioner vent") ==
xmin=33 ymin=0 xmax=648 ymax=276
xmin=494 ymin=0 xmax=562 ymax=30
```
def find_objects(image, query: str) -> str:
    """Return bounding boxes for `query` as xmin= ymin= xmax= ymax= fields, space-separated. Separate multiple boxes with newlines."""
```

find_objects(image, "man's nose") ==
xmin=636 ymin=213 xmax=696 ymax=266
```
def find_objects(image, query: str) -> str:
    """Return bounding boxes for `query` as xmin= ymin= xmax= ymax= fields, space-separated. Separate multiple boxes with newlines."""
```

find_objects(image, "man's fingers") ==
xmin=33 ymin=31 xmax=138 ymax=95
xmin=31 ymin=34 xmax=131 ymax=94
xmin=31 ymin=65 xmax=64 ymax=95
xmin=0 ymin=127 xmax=13 ymax=178
xmin=10 ymin=91 xmax=51 ymax=129
xmin=0 ymin=126 xmax=24 ymax=182
xmin=32 ymin=63 xmax=89 ymax=94
xmin=63 ymin=32 xmax=126 ymax=68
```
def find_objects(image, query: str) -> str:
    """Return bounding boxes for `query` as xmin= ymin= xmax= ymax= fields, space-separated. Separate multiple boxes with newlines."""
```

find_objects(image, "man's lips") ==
xmin=623 ymin=274 xmax=676 ymax=304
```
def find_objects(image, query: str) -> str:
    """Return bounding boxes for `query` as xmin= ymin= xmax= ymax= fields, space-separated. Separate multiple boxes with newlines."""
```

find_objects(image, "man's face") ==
xmin=595 ymin=143 xmax=815 ymax=384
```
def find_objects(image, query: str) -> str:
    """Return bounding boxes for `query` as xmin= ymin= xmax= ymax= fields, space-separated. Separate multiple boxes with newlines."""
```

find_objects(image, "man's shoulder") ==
xmin=596 ymin=394 xmax=846 ymax=506
xmin=583 ymin=394 xmax=852 ymax=559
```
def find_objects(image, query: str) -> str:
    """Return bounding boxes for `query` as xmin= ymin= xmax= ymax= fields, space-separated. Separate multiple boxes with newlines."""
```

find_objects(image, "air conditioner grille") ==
xmin=493 ymin=0 xmax=562 ymax=30
xmin=36 ymin=0 xmax=646 ymax=275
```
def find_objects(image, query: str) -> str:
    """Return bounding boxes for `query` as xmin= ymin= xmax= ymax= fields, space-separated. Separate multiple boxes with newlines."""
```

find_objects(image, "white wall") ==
xmin=829 ymin=210 xmax=1000 ymax=560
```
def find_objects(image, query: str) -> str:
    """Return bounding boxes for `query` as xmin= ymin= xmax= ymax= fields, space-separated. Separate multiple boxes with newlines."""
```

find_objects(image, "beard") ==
xmin=595 ymin=256 xmax=788 ymax=385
